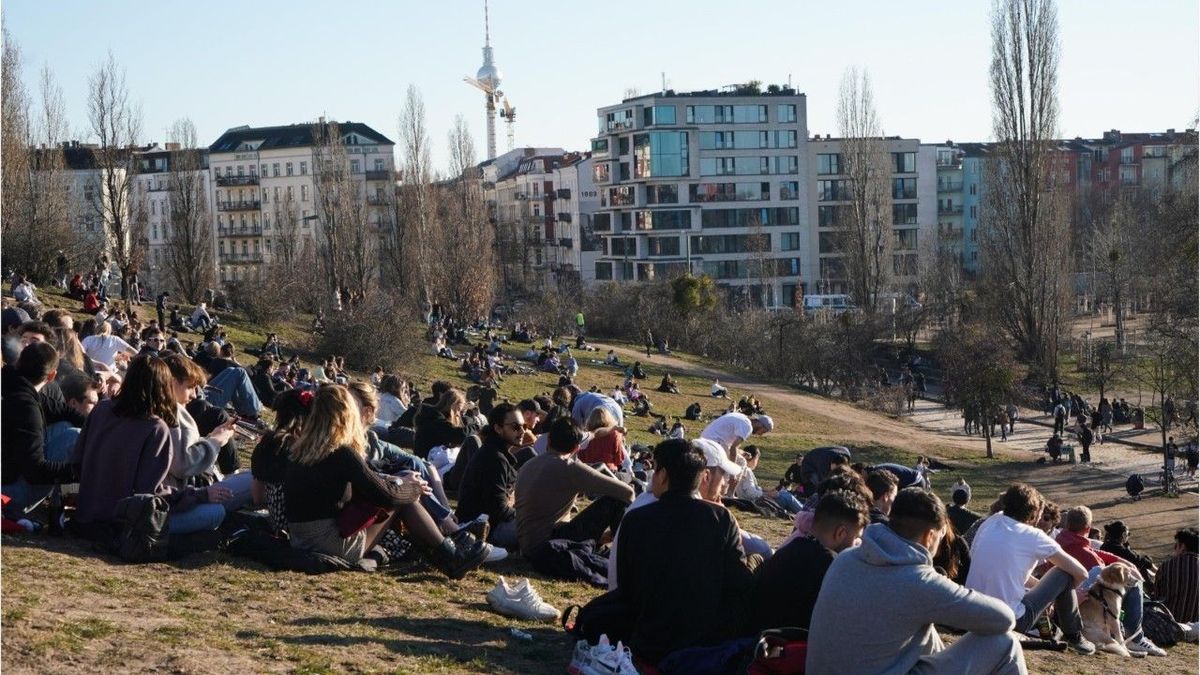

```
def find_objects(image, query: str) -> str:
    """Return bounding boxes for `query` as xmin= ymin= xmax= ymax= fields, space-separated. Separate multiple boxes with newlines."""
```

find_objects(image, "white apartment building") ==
xmin=59 ymin=143 xmax=134 ymax=257
xmin=552 ymin=154 xmax=603 ymax=285
xmin=481 ymin=147 xmax=567 ymax=295
xmin=206 ymin=122 xmax=395 ymax=285
xmin=592 ymin=86 xmax=809 ymax=308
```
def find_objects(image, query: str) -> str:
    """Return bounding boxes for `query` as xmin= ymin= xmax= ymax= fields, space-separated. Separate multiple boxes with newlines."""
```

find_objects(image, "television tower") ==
xmin=464 ymin=0 xmax=503 ymax=160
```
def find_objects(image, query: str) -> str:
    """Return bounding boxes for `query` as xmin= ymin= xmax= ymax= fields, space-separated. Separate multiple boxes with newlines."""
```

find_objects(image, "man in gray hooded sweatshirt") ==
xmin=807 ymin=487 xmax=1026 ymax=675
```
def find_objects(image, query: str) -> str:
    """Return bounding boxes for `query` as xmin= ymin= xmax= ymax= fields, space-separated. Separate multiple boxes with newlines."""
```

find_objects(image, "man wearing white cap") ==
xmin=695 ymin=438 xmax=774 ymax=559
xmin=700 ymin=411 xmax=774 ymax=462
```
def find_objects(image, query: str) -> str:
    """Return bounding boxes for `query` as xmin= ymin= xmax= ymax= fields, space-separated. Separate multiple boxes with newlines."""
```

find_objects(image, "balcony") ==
xmin=367 ymin=194 xmax=389 ymax=206
xmin=937 ymin=181 xmax=963 ymax=192
xmin=148 ymin=183 xmax=172 ymax=192
xmin=556 ymin=188 xmax=572 ymax=200
xmin=216 ymin=174 xmax=260 ymax=187
xmin=217 ymin=200 xmax=261 ymax=212
xmin=1119 ymin=156 xmax=1137 ymax=166
xmin=558 ymin=238 xmax=574 ymax=248
xmin=557 ymin=212 xmax=572 ymax=223
xmin=937 ymin=205 xmax=964 ymax=216
xmin=364 ymin=169 xmax=392 ymax=181
xmin=218 ymin=226 xmax=263 ymax=237
xmin=936 ymin=156 xmax=962 ymax=168
xmin=218 ymin=252 xmax=264 ymax=264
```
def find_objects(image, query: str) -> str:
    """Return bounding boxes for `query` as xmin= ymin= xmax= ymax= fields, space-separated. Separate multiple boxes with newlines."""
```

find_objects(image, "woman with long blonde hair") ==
xmin=577 ymin=406 xmax=627 ymax=470
xmin=284 ymin=385 xmax=491 ymax=578
xmin=413 ymin=387 xmax=469 ymax=459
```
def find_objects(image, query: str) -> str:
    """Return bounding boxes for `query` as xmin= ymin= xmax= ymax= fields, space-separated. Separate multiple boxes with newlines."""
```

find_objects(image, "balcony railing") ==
xmin=367 ymin=194 xmax=389 ymax=206
xmin=218 ymin=226 xmax=263 ymax=237
xmin=216 ymin=200 xmax=262 ymax=212
xmin=216 ymin=175 xmax=260 ymax=187
xmin=148 ymin=183 xmax=172 ymax=192
xmin=937 ymin=181 xmax=963 ymax=192
xmin=218 ymin=252 xmax=264 ymax=263
xmin=936 ymin=156 xmax=962 ymax=168
xmin=937 ymin=205 xmax=964 ymax=216
xmin=364 ymin=169 xmax=392 ymax=181
xmin=557 ymin=212 xmax=572 ymax=223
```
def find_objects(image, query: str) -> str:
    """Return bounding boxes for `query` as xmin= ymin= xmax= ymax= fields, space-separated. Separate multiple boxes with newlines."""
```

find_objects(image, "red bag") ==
xmin=747 ymin=628 xmax=807 ymax=675
xmin=336 ymin=500 xmax=389 ymax=538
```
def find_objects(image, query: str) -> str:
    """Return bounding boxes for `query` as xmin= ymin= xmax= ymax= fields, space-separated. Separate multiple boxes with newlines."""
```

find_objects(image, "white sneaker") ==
xmin=568 ymin=639 xmax=594 ymax=675
xmin=1182 ymin=621 xmax=1200 ymax=643
xmin=486 ymin=576 xmax=560 ymax=622
xmin=1126 ymin=632 xmax=1167 ymax=657
xmin=484 ymin=545 xmax=508 ymax=563
xmin=589 ymin=638 xmax=638 ymax=675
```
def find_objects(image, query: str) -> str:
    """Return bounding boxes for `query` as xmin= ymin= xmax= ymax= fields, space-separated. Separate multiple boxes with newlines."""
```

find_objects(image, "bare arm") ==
xmin=1048 ymin=548 xmax=1089 ymax=586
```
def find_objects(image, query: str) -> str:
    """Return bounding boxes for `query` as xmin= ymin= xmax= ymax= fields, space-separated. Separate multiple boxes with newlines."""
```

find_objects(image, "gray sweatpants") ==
xmin=911 ymin=633 xmax=1027 ymax=675
xmin=1013 ymin=568 xmax=1082 ymax=636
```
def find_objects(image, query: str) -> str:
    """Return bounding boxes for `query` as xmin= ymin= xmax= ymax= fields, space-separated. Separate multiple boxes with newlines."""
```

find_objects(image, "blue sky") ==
xmin=4 ymin=0 xmax=1197 ymax=172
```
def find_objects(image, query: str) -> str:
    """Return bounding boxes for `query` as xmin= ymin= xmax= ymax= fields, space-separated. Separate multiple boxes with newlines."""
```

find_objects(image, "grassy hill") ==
xmin=2 ymin=289 xmax=1195 ymax=674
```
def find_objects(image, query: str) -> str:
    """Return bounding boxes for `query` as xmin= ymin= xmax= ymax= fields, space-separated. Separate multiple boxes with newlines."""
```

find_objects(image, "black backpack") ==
xmin=1142 ymin=599 xmax=1184 ymax=647
xmin=111 ymin=494 xmax=171 ymax=563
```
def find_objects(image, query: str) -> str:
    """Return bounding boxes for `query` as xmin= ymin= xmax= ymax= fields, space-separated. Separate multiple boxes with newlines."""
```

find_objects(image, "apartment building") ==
xmin=481 ymin=146 xmax=565 ymax=295
xmin=591 ymin=85 xmax=809 ymax=308
xmin=206 ymin=121 xmax=395 ymax=285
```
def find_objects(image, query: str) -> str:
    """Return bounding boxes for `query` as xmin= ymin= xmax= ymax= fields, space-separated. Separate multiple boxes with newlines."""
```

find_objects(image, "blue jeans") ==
xmin=167 ymin=503 xmax=225 ymax=535
xmin=774 ymin=489 xmax=803 ymax=515
xmin=205 ymin=367 xmax=263 ymax=417
xmin=741 ymin=529 xmax=773 ymax=559
xmin=1 ymin=422 xmax=78 ymax=515
xmin=1122 ymin=581 xmax=1145 ymax=638
xmin=214 ymin=471 xmax=254 ymax=513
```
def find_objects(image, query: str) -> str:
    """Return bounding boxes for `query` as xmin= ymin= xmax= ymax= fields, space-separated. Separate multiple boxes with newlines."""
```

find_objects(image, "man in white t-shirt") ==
xmin=965 ymin=483 xmax=1095 ymax=655
xmin=80 ymin=322 xmax=135 ymax=368
xmin=700 ymin=412 xmax=773 ymax=461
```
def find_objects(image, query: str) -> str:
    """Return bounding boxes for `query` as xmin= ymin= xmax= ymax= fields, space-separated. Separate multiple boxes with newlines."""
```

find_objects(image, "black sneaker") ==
xmin=456 ymin=514 xmax=490 ymax=543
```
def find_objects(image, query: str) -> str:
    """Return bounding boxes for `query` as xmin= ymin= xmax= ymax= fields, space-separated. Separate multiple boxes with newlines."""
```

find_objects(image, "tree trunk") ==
xmin=984 ymin=423 xmax=994 ymax=459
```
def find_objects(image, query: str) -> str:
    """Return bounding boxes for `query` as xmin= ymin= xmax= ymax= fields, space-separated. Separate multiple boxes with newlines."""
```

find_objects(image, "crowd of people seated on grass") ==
xmin=3 ymin=279 xmax=1199 ymax=673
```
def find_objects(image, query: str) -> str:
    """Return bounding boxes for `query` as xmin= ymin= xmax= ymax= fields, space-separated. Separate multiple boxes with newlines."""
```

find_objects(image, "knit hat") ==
xmin=951 ymin=481 xmax=971 ymax=505
xmin=2 ymin=306 xmax=30 ymax=334
xmin=754 ymin=415 xmax=774 ymax=433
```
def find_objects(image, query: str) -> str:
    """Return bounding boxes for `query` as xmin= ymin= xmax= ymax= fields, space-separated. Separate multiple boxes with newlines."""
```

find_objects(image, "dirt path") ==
xmin=602 ymin=343 xmax=1197 ymax=558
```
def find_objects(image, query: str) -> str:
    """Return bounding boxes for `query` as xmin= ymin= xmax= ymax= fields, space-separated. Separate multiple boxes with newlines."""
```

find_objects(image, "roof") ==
xmin=621 ymin=84 xmax=803 ymax=103
xmin=209 ymin=121 xmax=394 ymax=153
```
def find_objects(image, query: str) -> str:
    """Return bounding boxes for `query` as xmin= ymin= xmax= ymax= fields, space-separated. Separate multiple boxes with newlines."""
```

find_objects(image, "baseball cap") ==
xmin=2 ymin=307 xmax=31 ymax=333
xmin=754 ymin=415 xmax=774 ymax=432
xmin=694 ymin=438 xmax=742 ymax=477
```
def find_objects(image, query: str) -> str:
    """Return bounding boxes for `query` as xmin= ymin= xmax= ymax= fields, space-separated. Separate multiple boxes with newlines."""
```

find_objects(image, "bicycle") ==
xmin=1140 ymin=462 xmax=1190 ymax=497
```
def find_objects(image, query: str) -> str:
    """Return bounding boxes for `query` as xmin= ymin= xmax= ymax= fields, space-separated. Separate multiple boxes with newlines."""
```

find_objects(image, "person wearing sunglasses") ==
xmin=455 ymin=403 xmax=525 ymax=550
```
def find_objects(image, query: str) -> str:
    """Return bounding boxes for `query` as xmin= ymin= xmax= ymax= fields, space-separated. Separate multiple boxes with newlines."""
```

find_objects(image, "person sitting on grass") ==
xmin=747 ymin=489 xmax=869 ymax=633
xmin=865 ymin=467 xmax=900 ymax=525
xmin=685 ymin=401 xmax=702 ymax=421
xmin=455 ymin=403 xmax=525 ymax=551
xmin=695 ymin=439 xmax=772 ymax=560
xmin=515 ymin=417 xmax=634 ymax=559
xmin=80 ymin=319 xmax=136 ymax=369
xmin=284 ymin=385 xmax=491 ymax=578
xmin=657 ymin=372 xmax=680 ymax=395
xmin=1155 ymin=528 xmax=1199 ymax=626
xmin=613 ymin=438 xmax=754 ymax=667
xmin=250 ymin=389 xmax=312 ymax=534
xmin=413 ymin=387 xmax=470 ymax=460
xmin=733 ymin=445 xmax=804 ymax=516
xmin=577 ymin=407 xmax=628 ymax=471
xmin=1100 ymin=520 xmax=1157 ymax=582
xmin=807 ymin=488 xmax=1026 ymax=674
xmin=965 ymin=483 xmax=1095 ymax=655
xmin=711 ymin=379 xmax=728 ymax=399
xmin=73 ymin=355 xmax=231 ymax=537
xmin=947 ymin=479 xmax=982 ymax=535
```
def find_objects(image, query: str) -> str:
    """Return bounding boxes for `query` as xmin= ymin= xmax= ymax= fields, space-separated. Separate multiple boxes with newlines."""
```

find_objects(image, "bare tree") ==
xmin=397 ymin=85 xmax=436 ymax=304
xmin=160 ymin=118 xmax=214 ymax=302
xmin=834 ymin=66 xmax=893 ymax=314
xmin=311 ymin=119 xmax=375 ymax=302
xmin=431 ymin=115 xmax=497 ymax=320
xmin=87 ymin=51 xmax=144 ymax=300
xmin=979 ymin=0 xmax=1072 ymax=382
xmin=2 ymin=34 xmax=78 ymax=282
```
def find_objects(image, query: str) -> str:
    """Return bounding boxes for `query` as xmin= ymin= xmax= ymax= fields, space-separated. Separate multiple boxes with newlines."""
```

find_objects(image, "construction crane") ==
xmin=499 ymin=96 xmax=516 ymax=151
xmin=464 ymin=0 xmax=503 ymax=160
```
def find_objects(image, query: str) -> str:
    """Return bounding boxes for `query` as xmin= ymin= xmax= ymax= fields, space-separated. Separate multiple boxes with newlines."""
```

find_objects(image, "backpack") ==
xmin=1142 ymin=599 xmax=1184 ymax=647
xmin=1125 ymin=474 xmax=1145 ymax=498
xmin=111 ymin=494 xmax=171 ymax=563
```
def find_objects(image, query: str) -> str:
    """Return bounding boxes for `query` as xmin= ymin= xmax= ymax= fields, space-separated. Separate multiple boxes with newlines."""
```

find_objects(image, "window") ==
xmin=818 ymin=205 xmax=840 ymax=227
xmin=237 ymin=165 xmax=244 ymax=176
xmin=893 ymin=203 xmax=918 ymax=225
xmin=818 ymin=154 xmax=842 ymax=175
xmin=374 ymin=159 xmax=385 ymax=171
xmin=300 ymin=161 xmax=308 ymax=175
xmin=700 ymin=207 xmax=799 ymax=228
xmin=970 ymin=205 xmax=977 ymax=218
xmin=646 ymin=184 xmax=679 ymax=204
xmin=286 ymin=186 xmax=293 ymax=200
xmin=595 ymin=261 xmax=613 ymax=280
xmin=778 ymin=181 xmax=799 ymax=200
xmin=642 ymin=105 xmax=676 ymax=126
xmin=272 ymin=163 xmax=280 ymax=177
xmin=619 ymin=163 xmax=631 ymax=181
xmin=609 ymin=237 xmax=636 ymax=256
xmin=592 ymin=138 xmax=610 ymax=156
xmin=261 ymin=164 xmax=268 ymax=175
xmin=892 ymin=178 xmax=917 ymax=200
xmin=633 ymin=131 xmax=689 ymax=178
xmin=274 ymin=186 xmax=281 ymax=201
xmin=605 ymin=109 xmax=634 ymax=132
xmin=262 ymin=188 xmax=269 ymax=202
xmin=781 ymin=232 xmax=801 ymax=250
xmin=817 ymin=180 xmax=848 ymax=201
xmin=647 ymin=236 xmax=681 ymax=256
xmin=592 ymin=213 xmax=612 ymax=231
xmin=301 ymin=185 xmax=308 ymax=201
xmin=893 ymin=253 xmax=918 ymax=276
xmin=608 ymin=186 xmax=634 ymax=206
xmin=634 ymin=209 xmax=691 ymax=231
xmin=593 ymin=162 xmax=611 ymax=183
xmin=286 ymin=162 xmax=294 ymax=176
xmin=894 ymin=228 xmax=918 ymax=250
xmin=777 ymin=104 xmax=797 ymax=123
xmin=689 ymin=182 xmax=769 ymax=202
xmin=350 ymin=160 xmax=360 ymax=174
xmin=893 ymin=152 xmax=916 ymax=173
xmin=618 ymin=136 xmax=630 ymax=155
xmin=688 ymin=233 xmax=768 ymax=255
xmin=969 ymin=183 xmax=977 ymax=195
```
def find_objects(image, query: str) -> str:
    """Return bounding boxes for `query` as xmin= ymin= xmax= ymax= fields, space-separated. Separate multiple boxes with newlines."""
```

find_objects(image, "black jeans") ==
xmin=551 ymin=495 xmax=628 ymax=545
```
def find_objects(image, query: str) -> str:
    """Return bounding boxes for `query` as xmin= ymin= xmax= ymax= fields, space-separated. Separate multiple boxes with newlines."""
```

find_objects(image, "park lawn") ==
xmin=4 ymin=290 xmax=1197 ymax=673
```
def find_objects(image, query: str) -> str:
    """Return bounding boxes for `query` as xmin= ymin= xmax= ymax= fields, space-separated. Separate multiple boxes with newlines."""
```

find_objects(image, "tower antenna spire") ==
xmin=484 ymin=0 xmax=490 ymax=46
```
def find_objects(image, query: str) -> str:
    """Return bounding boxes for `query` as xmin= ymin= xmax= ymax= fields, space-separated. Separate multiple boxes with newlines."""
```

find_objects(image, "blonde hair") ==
xmin=291 ymin=385 xmax=367 ymax=466
xmin=436 ymin=388 xmax=467 ymax=425
xmin=346 ymin=380 xmax=378 ymax=413
xmin=51 ymin=328 xmax=86 ymax=371
xmin=586 ymin=406 xmax=616 ymax=431
xmin=96 ymin=320 xmax=112 ymax=336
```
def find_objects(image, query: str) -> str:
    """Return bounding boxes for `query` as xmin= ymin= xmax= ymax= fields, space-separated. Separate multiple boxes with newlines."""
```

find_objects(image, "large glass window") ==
xmin=595 ymin=261 xmax=613 ymax=280
xmin=635 ymin=209 xmax=691 ymax=230
xmin=703 ymin=259 xmax=748 ymax=279
xmin=817 ymin=179 xmax=848 ymax=201
xmin=685 ymin=105 xmax=767 ymax=124
xmin=593 ymin=213 xmax=612 ymax=232
xmin=892 ymin=177 xmax=917 ymax=200
xmin=818 ymin=205 xmax=840 ymax=227
xmin=893 ymin=203 xmax=918 ymax=225
xmin=608 ymin=186 xmax=634 ymax=206
xmin=689 ymin=182 xmax=769 ymax=202
xmin=817 ymin=154 xmax=842 ymax=175
xmin=647 ymin=236 xmax=681 ymax=256
xmin=591 ymin=138 xmax=610 ymax=156
xmin=778 ymin=181 xmax=800 ymax=200
xmin=701 ymin=207 xmax=799 ymax=228
xmin=634 ymin=131 xmax=689 ymax=178
xmin=780 ymin=232 xmax=801 ymax=251
xmin=609 ymin=237 xmax=636 ymax=256
xmin=689 ymin=233 xmax=769 ymax=254
xmin=646 ymin=184 xmax=679 ymax=204
xmin=893 ymin=151 xmax=916 ymax=173
xmin=606 ymin=109 xmax=633 ymax=131
xmin=777 ymin=104 xmax=797 ymax=123
xmin=593 ymin=162 xmax=611 ymax=184
xmin=894 ymin=228 xmax=918 ymax=250
xmin=643 ymin=105 xmax=676 ymax=126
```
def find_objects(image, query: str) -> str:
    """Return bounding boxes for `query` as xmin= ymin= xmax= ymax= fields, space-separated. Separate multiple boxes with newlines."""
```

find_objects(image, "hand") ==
xmin=208 ymin=418 xmax=237 ymax=446
xmin=395 ymin=472 xmax=431 ymax=496
xmin=206 ymin=485 xmax=233 ymax=503
xmin=520 ymin=429 xmax=537 ymax=446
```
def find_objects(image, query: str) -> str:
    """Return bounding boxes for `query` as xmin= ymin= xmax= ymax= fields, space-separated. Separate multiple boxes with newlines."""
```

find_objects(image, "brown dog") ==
xmin=1079 ymin=564 xmax=1140 ymax=657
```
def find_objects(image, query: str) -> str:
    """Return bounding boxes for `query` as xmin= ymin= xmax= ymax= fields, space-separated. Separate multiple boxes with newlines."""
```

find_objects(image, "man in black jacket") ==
xmin=455 ymin=403 xmax=523 ymax=549
xmin=615 ymin=438 xmax=754 ymax=666
xmin=1 ymin=343 xmax=79 ymax=513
